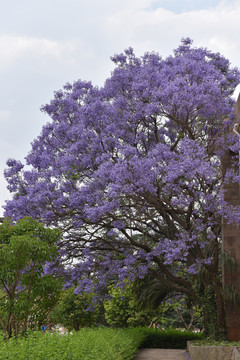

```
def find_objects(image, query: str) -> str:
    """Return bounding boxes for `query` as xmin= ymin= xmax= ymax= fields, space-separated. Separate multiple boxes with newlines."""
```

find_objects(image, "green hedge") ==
xmin=141 ymin=328 xmax=204 ymax=349
xmin=0 ymin=328 xmax=146 ymax=360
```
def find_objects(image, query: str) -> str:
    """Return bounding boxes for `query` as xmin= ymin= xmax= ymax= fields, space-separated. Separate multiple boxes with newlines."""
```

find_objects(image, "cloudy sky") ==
xmin=1 ymin=0 xmax=240 ymax=215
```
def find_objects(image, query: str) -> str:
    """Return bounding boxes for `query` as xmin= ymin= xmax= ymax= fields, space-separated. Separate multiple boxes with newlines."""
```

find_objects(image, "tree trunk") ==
xmin=221 ymin=94 xmax=240 ymax=341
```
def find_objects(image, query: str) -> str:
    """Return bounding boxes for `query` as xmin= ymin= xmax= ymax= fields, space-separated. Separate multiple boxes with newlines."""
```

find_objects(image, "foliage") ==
xmin=146 ymin=298 xmax=203 ymax=331
xmin=140 ymin=328 xmax=204 ymax=349
xmin=103 ymin=280 xmax=202 ymax=330
xmin=133 ymin=273 xmax=173 ymax=311
xmin=132 ymin=272 xmax=203 ymax=330
xmin=0 ymin=328 xmax=146 ymax=360
xmin=4 ymin=38 xmax=240 ymax=338
xmin=104 ymin=283 xmax=161 ymax=327
xmin=0 ymin=217 xmax=62 ymax=338
xmin=0 ymin=327 xmax=203 ymax=359
xmin=50 ymin=287 xmax=99 ymax=331
xmin=190 ymin=338 xmax=240 ymax=346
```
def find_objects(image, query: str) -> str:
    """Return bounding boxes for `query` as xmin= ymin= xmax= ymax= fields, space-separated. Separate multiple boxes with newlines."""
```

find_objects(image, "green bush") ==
xmin=141 ymin=328 xmax=204 ymax=349
xmin=0 ymin=328 xmax=146 ymax=360
xmin=104 ymin=283 xmax=159 ymax=328
xmin=50 ymin=287 xmax=99 ymax=331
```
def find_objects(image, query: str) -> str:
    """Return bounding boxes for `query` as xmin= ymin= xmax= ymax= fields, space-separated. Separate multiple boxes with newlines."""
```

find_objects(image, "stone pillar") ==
xmin=222 ymin=94 xmax=240 ymax=341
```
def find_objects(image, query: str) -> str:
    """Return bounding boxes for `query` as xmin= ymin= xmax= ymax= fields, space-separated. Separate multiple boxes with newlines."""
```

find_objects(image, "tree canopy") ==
xmin=4 ymin=38 xmax=240 ymax=336
xmin=0 ymin=217 xmax=62 ymax=338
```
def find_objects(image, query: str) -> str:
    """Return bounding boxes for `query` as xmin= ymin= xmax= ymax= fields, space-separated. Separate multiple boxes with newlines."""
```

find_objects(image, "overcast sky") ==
xmin=1 ymin=0 xmax=240 ymax=216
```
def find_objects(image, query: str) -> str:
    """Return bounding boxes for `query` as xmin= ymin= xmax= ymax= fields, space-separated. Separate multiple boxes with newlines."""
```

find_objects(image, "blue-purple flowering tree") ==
xmin=4 ymin=39 xmax=240 ymax=338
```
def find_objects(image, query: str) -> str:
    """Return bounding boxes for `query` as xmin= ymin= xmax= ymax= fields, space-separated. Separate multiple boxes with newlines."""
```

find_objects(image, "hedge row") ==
xmin=141 ymin=328 xmax=204 ymax=349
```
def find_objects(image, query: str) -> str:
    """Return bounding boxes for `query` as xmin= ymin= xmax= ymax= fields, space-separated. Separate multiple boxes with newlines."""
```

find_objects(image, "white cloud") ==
xmin=0 ymin=110 xmax=11 ymax=124
xmin=0 ymin=35 xmax=76 ymax=70
xmin=100 ymin=1 xmax=240 ymax=69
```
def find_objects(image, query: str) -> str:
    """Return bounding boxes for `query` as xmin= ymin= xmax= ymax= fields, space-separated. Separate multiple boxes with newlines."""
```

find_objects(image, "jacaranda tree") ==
xmin=4 ymin=39 xmax=240 ymax=338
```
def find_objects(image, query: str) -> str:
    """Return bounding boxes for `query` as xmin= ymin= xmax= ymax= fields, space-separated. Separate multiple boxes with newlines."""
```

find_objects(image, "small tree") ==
xmin=51 ymin=287 xmax=99 ymax=331
xmin=0 ymin=217 xmax=61 ymax=338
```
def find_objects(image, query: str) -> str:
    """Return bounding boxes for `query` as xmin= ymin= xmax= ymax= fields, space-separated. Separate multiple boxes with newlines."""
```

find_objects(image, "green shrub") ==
xmin=50 ymin=287 xmax=99 ymax=331
xmin=0 ymin=328 xmax=146 ymax=360
xmin=141 ymin=328 xmax=204 ymax=349
xmin=104 ymin=283 xmax=158 ymax=328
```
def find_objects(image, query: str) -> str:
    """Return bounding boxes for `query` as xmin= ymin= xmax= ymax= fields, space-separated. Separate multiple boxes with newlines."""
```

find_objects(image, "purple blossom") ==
xmin=3 ymin=39 xmax=240 ymax=308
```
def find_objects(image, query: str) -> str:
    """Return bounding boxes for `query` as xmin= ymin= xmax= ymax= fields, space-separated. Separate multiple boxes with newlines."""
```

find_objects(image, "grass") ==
xmin=190 ymin=338 xmax=240 ymax=346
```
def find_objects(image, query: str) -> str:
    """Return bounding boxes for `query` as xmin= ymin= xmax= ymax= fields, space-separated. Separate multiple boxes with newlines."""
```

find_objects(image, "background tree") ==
xmin=104 ymin=283 xmax=159 ymax=328
xmin=0 ymin=217 xmax=61 ymax=338
xmin=50 ymin=287 xmax=99 ymax=331
xmin=4 ymin=39 xmax=240 ymax=338
xmin=133 ymin=274 xmax=203 ymax=330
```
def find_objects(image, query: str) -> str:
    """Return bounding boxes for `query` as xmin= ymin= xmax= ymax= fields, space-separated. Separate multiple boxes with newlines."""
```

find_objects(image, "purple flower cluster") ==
xmin=4 ymin=39 xmax=240 ymax=295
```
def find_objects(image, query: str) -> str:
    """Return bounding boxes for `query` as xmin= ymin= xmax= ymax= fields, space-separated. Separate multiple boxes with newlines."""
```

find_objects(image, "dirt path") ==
xmin=133 ymin=348 xmax=189 ymax=360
